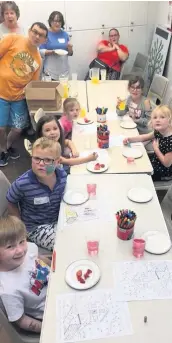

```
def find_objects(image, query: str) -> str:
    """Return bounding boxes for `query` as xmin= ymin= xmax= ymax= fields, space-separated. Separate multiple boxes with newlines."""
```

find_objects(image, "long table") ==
xmin=40 ymin=173 xmax=172 ymax=343
xmin=71 ymin=116 xmax=153 ymax=175
xmin=86 ymin=80 xmax=129 ymax=111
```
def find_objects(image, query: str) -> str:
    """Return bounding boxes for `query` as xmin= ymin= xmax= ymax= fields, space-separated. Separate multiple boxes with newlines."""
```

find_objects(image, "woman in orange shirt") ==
xmin=97 ymin=28 xmax=129 ymax=80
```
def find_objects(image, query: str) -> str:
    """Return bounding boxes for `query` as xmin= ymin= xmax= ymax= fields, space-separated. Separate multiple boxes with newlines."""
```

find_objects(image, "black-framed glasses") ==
xmin=52 ymin=19 xmax=61 ymax=23
xmin=31 ymin=29 xmax=46 ymax=39
xmin=130 ymin=86 xmax=141 ymax=91
xmin=32 ymin=156 xmax=55 ymax=165
xmin=109 ymin=34 xmax=119 ymax=37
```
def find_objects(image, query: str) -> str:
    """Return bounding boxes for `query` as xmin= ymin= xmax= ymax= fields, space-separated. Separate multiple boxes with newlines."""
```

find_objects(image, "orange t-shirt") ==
xmin=97 ymin=40 xmax=129 ymax=72
xmin=0 ymin=34 xmax=42 ymax=101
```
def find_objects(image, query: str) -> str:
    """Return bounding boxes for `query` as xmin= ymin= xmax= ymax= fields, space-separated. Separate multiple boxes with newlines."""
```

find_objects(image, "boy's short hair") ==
xmin=0 ymin=216 xmax=26 ymax=247
xmin=63 ymin=98 xmax=80 ymax=113
xmin=32 ymin=137 xmax=61 ymax=158
xmin=128 ymin=75 xmax=144 ymax=89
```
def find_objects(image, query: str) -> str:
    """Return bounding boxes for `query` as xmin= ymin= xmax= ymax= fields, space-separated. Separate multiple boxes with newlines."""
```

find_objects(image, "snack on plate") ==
xmin=94 ymin=163 xmax=105 ymax=170
xmin=76 ymin=269 xmax=92 ymax=284
xmin=84 ymin=118 xmax=91 ymax=123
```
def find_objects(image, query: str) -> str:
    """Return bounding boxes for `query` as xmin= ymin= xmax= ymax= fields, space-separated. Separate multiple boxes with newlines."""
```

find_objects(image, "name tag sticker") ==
xmin=34 ymin=197 xmax=50 ymax=205
xmin=58 ymin=38 xmax=65 ymax=43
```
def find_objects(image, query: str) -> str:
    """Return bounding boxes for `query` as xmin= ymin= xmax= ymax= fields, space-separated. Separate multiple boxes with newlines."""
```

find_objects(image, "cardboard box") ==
xmin=25 ymin=81 xmax=63 ymax=112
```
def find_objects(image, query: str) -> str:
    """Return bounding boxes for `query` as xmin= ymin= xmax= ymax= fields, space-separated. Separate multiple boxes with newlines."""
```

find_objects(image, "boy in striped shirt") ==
xmin=6 ymin=137 xmax=67 ymax=251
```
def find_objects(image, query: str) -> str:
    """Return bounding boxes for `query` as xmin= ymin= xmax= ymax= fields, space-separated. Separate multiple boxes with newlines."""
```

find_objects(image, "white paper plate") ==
xmin=63 ymin=189 xmax=89 ymax=205
xmin=87 ymin=161 xmax=108 ymax=173
xmin=65 ymin=259 xmax=101 ymax=290
xmin=122 ymin=147 xmax=143 ymax=159
xmin=141 ymin=231 xmax=171 ymax=254
xmin=77 ymin=118 xmax=94 ymax=125
xmin=127 ymin=188 xmax=153 ymax=203
xmin=54 ymin=49 xmax=68 ymax=56
xmin=120 ymin=121 xmax=137 ymax=129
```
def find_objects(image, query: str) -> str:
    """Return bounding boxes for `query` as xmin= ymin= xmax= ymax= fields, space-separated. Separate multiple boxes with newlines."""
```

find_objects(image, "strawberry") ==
xmin=76 ymin=270 xmax=82 ymax=278
xmin=84 ymin=272 xmax=89 ymax=279
xmin=84 ymin=118 xmax=90 ymax=123
xmin=87 ymin=269 xmax=92 ymax=275
xmin=100 ymin=164 xmax=105 ymax=168
xmin=94 ymin=163 xmax=100 ymax=170
xmin=78 ymin=276 xmax=85 ymax=284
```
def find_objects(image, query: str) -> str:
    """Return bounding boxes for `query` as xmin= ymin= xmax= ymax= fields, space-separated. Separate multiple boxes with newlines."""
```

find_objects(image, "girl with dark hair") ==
xmin=40 ymin=11 xmax=73 ymax=80
xmin=25 ymin=115 xmax=98 ymax=169
xmin=116 ymin=76 xmax=153 ymax=134
xmin=0 ymin=1 xmax=24 ymax=38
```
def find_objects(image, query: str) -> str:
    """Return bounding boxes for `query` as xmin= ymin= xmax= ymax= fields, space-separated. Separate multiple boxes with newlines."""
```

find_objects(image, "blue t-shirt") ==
xmin=40 ymin=29 xmax=69 ymax=51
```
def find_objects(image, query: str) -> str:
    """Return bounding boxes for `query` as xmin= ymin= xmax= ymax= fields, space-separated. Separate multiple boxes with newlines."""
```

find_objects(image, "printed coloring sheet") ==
xmin=113 ymin=260 xmax=172 ymax=301
xmin=56 ymin=289 xmax=132 ymax=342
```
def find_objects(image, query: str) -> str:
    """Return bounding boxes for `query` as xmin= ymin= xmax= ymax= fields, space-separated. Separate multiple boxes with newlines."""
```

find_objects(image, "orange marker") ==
xmin=52 ymin=250 xmax=56 ymax=272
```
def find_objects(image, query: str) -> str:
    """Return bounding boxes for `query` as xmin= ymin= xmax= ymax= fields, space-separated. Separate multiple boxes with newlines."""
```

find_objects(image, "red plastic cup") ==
xmin=117 ymin=224 xmax=134 ymax=241
xmin=87 ymin=184 xmax=97 ymax=199
xmin=87 ymin=240 xmax=99 ymax=255
xmin=133 ymin=238 xmax=145 ymax=258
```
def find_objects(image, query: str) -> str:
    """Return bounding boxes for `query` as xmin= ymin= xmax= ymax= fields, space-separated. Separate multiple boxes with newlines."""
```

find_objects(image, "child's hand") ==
xmin=87 ymin=152 xmax=98 ymax=162
xmin=152 ymin=139 xmax=159 ymax=151
xmin=116 ymin=97 xmax=122 ymax=108
xmin=71 ymin=149 xmax=79 ymax=158
xmin=123 ymin=137 xmax=130 ymax=145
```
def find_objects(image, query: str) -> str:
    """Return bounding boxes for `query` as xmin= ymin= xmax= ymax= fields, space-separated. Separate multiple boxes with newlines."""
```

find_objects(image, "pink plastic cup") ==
xmin=87 ymin=240 xmax=99 ymax=256
xmin=127 ymin=157 xmax=135 ymax=164
xmin=87 ymin=184 xmax=97 ymax=199
xmin=133 ymin=238 xmax=145 ymax=258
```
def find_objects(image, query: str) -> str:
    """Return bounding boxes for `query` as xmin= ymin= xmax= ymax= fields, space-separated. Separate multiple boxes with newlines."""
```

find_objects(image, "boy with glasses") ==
xmin=0 ymin=21 xmax=48 ymax=166
xmin=6 ymin=137 xmax=67 ymax=251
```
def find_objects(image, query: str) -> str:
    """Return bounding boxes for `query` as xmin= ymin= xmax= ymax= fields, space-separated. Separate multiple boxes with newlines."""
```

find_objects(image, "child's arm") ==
xmin=152 ymin=140 xmax=172 ymax=168
xmin=60 ymin=152 xmax=98 ymax=166
xmin=123 ymin=132 xmax=154 ymax=145
xmin=16 ymin=314 xmax=42 ymax=333
xmin=65 ymin=139 xmax=79 ymax=157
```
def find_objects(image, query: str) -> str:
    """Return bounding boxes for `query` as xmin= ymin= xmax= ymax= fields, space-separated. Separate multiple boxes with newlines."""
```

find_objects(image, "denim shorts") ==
xmin=0 ymin=98 xmax=29 ymax=129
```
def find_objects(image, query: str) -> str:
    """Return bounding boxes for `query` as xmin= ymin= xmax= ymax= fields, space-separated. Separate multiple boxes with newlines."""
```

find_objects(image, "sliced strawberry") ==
xmin=76 ymin=270 xmax=82 ymax=278
xmin=87 ymin=269 xmax=92 ymax=275
xmin=94 ymin=163 xmax=100 ymax=170
xmin=78 ymin=276 xmax=85 ymax=284
xmin=100 ymin=164 xmax=105 ymax=168
xmin=84 ymin=272 xmax=89 ymax=280
xmin=84 ymin=118 xmax=90 ymax=123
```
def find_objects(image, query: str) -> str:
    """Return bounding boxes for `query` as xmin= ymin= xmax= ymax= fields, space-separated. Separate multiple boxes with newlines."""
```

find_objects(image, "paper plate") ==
xmin=141 ymin=231 xmax=171 ymax=254
xmin=54 ymin=49 xmax=68 ymax=56
xmin=87 ymin=161 xmax=108 ymax=173
xmin=77 ymin=118 xmax=94 ymax=125
xmin=65 ymin=259 xmax=101 ymax=290
xmin=63 ymin=189 xmax=89 ymax=205
xmin=122 ymin=147 xmax=143 ymax=159
xmin=120 ymin=121 xmax=137 ymax=129
xmin=127 ymin=188 xmax=153 ymax=203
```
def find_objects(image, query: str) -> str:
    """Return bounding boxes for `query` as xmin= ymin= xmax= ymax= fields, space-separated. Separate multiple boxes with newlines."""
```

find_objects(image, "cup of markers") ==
xmin=116 ymin=209 xmax=137 ymax=241
xmin=97 ymin=124 xmax=110 ymax=149
xmin=96 ymin=107 xmax=108 ymax=123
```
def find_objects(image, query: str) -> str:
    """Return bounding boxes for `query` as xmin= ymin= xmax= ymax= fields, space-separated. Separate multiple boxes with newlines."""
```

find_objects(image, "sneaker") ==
xmin=7 ymin=147 xmax=20 ymax=159
xmin=0 ymin=152 xmax=9 ymax=167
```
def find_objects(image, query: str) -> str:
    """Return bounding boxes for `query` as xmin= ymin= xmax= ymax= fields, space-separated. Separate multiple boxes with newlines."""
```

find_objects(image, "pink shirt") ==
xmin=59 ymin=116 xmax=73 ymax=138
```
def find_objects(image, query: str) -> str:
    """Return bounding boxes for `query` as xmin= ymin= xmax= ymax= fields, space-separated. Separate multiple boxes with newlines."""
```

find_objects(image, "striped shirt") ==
xmin=6 ymin=168 xmax=67 ymax=232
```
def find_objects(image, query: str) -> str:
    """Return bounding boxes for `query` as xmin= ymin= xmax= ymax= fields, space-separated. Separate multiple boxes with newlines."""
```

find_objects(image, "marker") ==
xmin=52 ymin=250 xmax=56 ymax=272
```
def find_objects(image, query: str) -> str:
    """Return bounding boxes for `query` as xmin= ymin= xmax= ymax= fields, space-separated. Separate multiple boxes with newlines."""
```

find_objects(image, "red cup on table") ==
xmin=127 ymin=157 xmax=135 ymax=164
xmin=117 ymin=224 xmax=134 ymax=241
xmin=87 ymin=240 xmax=99 ymax=256
xmin=87 ymin=184 xmax=97 ymax=199
xmin=133 ymin=238 xmax=145 ymax=258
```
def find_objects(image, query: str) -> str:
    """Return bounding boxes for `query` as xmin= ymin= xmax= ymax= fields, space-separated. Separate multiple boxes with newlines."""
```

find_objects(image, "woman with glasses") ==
xmin=116 ymin=76 xmax=153 ymax=134
xmin=96 ymin=28 xmax=129 ymax=80
xmin=0 ymin=1 xmax=24 ymax=39
xmin=40 ymin=11 xmax=73 ymax=81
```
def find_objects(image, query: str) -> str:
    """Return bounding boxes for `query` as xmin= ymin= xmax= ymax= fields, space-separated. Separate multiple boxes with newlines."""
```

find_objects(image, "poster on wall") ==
xmin=145 ymin=26 xmax=171 ymax=93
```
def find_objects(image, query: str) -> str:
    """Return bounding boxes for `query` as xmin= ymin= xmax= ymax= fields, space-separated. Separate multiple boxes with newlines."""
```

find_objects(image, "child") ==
xmin=123 ymin=105 xmax=172 ymax=181
xmin=0 ymin=215 xmax=50 ymax=333
xmin=35 ymin=115 xmax=98 ymax=167
xmin=7 ymin=137 xmax=67 ymax=251
xmin=116 ymin=76 xmax=152 ymax=134
xmin=59 ymin=97 xmax=80 ymax=139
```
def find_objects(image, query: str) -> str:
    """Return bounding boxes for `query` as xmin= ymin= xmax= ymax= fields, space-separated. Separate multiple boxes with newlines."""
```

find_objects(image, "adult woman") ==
xmin=40 ymin=11 xmax=73 ymax=81
xmin=97 ymin=28 xmax=129 ymax=80
xmin=0 ymin=1 xmax=24 ymax=39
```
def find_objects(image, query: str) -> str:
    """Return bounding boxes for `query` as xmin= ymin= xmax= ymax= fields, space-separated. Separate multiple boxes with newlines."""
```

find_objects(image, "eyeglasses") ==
xmin=109 ymin=34 xmax=119 ymax=37
xmin=130 ymin=86 xmax=141 ymax=91
xmin=31 ymin=29 xmax=46 ymax=39
xmin=52 ymin=19 xmax=61 ymax=23
xmin=32 ymin=156 xmax=55 ymax=165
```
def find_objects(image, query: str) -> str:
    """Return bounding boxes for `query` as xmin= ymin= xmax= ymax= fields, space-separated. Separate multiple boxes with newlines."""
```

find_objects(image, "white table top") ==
xmin=86 ymin=80 xmax=129 ymax=111
xmin=40 ymin=173 xmax=172 ymax=343
xmin=71 ymin=117 xmax=153 ymax=175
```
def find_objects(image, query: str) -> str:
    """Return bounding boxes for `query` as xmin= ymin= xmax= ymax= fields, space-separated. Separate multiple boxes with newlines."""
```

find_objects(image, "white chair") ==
xmin=0 ymin=170 xmax=11 ymax=216
xmin=121 ymin=52 xmax=148 ymax=80
xmin=147 ymin=74 xmax=169 ymax=106
xmin=160 ymin=184 xmax=172 ymax=240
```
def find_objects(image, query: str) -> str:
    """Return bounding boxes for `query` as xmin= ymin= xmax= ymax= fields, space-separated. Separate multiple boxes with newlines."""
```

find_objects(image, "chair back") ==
xmin=0 ymin=171 xmax=11 ymax=216
xmin=147 ymin=74 xmax=169 ymax=105
xmin=161 ymin=185 xmax=172 ymax=240
xmin=131 ymin=52 xmax=148 ymax=73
